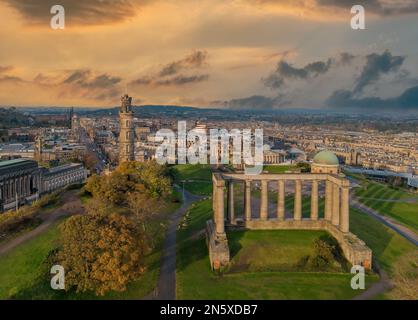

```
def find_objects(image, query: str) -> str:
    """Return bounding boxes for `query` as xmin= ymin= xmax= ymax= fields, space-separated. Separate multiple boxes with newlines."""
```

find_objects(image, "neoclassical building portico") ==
xmin=206 ymin=152 xmax=372 ymax=271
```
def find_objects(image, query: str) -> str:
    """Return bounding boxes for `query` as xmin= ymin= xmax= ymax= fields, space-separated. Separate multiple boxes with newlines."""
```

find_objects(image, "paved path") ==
xmin=356 ymin=196 xmax=418 ymax=204
xmin=0 ymin=191 xmax=84 ymax=256
xmin=351 ymin=197 xmax=418 ymax=246
xmin=353 ymin=263 xmax=393 ymax=300
xmin=151 ymin=188 xmax=202 ymax=300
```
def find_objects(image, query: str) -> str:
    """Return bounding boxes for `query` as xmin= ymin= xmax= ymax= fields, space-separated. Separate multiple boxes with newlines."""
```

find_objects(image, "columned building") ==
xmin=0 ymin=159 xmax=42 ymax=211
xmin=206 ymin=150 xmax=372 ymax=271
xmin=41 ymin=163 xmax=88 ymax=194
xmin=119 ymin=94 xmax=135 ymax=163
xmin=0 ymin=159 xmax=88 ymax=213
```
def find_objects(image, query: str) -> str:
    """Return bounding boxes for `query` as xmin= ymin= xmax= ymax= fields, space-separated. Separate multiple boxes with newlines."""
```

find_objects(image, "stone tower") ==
xmin=119 ymin=94 xmax=135 ymax=163
xmin=34 ymin=135 xmax=43 ymax=162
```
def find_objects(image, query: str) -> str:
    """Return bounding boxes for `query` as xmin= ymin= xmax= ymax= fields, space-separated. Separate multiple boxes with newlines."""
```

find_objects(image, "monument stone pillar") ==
xmin=244 ymin=180 xmax=251 ymax=221
xmin=340 ymin=185 xmax=350 ymax=233
xmin=260 ymin=180 xmax=268 ymax=220
xmin=227 ymin=181 xmax=235 ymax=224
xmin=277 ymin=180 xmax=285 ymax=220
xmin=332 ymin=183 xmax=340 ymax=226
xmin=294 ymin=180 xmax=302 ymax=220
xmin=215 ymin=180 xmax=225 ymax=234
xmin=325 ymin=180 xmax=333 ymax=221
xmin=311 ymin=180 xmax=319 ymax=220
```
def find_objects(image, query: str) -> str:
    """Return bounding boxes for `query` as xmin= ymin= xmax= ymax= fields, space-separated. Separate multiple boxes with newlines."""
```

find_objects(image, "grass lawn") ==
xmin=0 ymin=220 xmax=62 ymax=299
xmin=349 ymin=207 xmax=417 ymax=299
xmin=176 ymin=199 xmax=378 ymax=300
xmin=354 ymin=180 xmax=418 ymax=233
xmin=228 ymin=230 xmax=336 ymax=272
xmin=173 ymin=164 xmax=213 ymax=196
xmin=173 ymin=164 xmax=212 ymax=181
xmin=0 ymin=189 xmax=183 ymax=300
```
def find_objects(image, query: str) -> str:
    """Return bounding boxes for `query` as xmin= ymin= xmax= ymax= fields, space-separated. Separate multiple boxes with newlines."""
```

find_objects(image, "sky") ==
xmin=0 ymin=0 xmax=418 ymax=111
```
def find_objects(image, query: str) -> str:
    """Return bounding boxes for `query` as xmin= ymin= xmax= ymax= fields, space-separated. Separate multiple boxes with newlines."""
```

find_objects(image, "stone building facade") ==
xmin=0 ymin=159 xmax=42 ymax=211
xmin=0 ymin=159 xmax=88 ymax=212
xmin=41 ymin=163 xmax=88 ymax=194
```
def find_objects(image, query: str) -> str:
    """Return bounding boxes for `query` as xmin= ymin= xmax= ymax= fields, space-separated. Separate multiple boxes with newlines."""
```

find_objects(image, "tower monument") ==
xmin=119 ymin=94 xmax=135 ymax=163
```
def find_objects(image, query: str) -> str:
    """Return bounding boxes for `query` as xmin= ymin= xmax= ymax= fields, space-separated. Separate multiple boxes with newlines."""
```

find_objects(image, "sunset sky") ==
xmin=1 ymin=0 xmax=418 ymax=110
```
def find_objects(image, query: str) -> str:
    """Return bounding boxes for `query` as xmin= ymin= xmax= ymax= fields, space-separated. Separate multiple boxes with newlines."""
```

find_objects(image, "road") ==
xmin=79 ymin=128 xmax=106 ymax=174
xmin=151 ymin=188 xmax=202 ymax=300
xmin=0 ymin=191 xmax=84 ymax=256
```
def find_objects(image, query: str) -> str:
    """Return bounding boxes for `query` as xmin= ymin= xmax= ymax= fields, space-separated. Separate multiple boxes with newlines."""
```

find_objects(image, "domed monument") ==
xmin=311 ymin=150 xmax=340 ymax=174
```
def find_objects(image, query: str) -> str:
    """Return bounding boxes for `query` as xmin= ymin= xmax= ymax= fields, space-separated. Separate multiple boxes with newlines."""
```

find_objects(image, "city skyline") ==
xmin=0 ymin=0 xmax=418 ymax=111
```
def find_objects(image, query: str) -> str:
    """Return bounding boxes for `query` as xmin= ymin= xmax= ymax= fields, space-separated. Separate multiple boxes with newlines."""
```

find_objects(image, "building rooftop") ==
xmin=0 ymin=158 xmax=35 ymax=167
xmin=313 ymin=150 xmax=339 ymax=166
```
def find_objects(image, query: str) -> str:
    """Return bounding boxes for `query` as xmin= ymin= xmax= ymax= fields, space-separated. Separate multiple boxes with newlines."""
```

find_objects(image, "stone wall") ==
xmin=205 ymin=220 xmax=230 ymax=270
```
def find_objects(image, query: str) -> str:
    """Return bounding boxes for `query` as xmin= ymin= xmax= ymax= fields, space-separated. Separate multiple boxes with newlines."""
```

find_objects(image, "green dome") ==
xmin=313 ymin=150 xmax=339 ymax=166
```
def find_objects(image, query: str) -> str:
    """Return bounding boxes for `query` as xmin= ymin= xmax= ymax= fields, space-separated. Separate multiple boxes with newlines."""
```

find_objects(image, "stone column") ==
xmin=277 ymin=180 xmax=285 ymax=220
xmin=332 ymin=183 xmax=340 ymax=226
xmin=25 ymin=175 xmax=30 ymax=195
xmin=311 ymin=180 xmax=318 ymax=220
xmin=215 ymin=180 xmax=225 ymax=234
xmin=17 ymin=177 xmax=21 ymax=197
xmin=244 ymin=180 xmax=251 ymax=221
xmin=212 ymin=181 xmax=217 ymax=212
xmin=325 ymin=180 xmax=333 ymax=221
xmin=340 ymin=185 xmax=350 ymax=233
xmin=227 ymin=181 xmax=235 ymax=224
xmin=260 ymin=180 xmax=268 ymax=220
xmin=294 ymin=180 xmax=302 ymax=220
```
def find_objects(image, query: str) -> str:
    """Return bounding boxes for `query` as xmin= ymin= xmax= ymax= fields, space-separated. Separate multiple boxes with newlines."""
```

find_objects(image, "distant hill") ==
xmin=0 ymin=107 xmax=31 ymax=129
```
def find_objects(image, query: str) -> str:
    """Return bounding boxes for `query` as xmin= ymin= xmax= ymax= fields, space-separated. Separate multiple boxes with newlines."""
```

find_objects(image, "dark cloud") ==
xmin=317 ymin=0 xmax=418 ymax=15
xmin=227 ymin=95 xmax=287 ymax=110
xmin=132 ymin=74 xmax=209 ymax=87
xmin=264 ymin=58 xmax=333 ymax=89
xmin=62 ymin=70 xmax=121 ymax=88
xmin=155 ymin=74 xmax=209 ymax=86
xmin=326 ymin=86 xmax=418 ymax=110
xmin=353 ymin=50 xmax=405 ymax=93
xmin=2 ymin=0 xmax=140 ymax=26
xmin=130 ymin=50 xmax=209 ymax=87
xmin=63 ymin=69 xmax=91 ymax=84
xmin=159 ymin=50 xmax=208 ymax=77
xmin=338 ymin=52 xmax=356 ymax=65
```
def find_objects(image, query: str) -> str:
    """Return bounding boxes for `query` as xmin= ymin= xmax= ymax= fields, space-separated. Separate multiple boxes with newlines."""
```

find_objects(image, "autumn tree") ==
xmin=84 ymin=161 xmax=172 ymax=206
xmin=59 ymin=212 xmax=144 ymax=296
xmin=126 ymin=190 xmax=162 ymax=250
xmin=83 ymin=151 xmax=99 ymax=172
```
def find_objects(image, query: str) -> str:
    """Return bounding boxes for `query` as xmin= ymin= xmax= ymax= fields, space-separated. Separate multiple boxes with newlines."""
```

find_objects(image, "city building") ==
xmin=0 ymin=159 xmax=42 ymax=211
xmin=41 ymin=163 xmax=88 ymax=194
xmin=0 ymin=159 xmax=88 ymax=212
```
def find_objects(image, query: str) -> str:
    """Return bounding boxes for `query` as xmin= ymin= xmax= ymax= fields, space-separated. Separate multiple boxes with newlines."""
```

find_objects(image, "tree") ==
xmin=84 ymin=161 xmax=172 ymax=206
xmin=126 ymin=191 xmax=162 ymax=250
xmin=117 ymin=161 xmax=172 ymax=198
xmin=83 ymin=151 xmax=99 ymax=172
xmin=59 ymin=212 xmax=144 ymax=296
